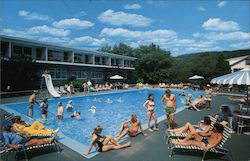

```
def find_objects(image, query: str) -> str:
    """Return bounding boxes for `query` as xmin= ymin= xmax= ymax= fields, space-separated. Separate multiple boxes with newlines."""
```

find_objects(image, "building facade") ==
xmin=226 ymin=55 xmax=250 ymax=73
xmin=0 ymin=35 xmax=136 ymax=86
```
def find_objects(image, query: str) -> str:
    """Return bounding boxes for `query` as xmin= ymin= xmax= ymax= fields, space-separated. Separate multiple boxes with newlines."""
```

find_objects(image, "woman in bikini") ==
xmin=84 ymin=125 xmax=131 ymax=156
xmin=143 ymin=94 xmax=159 ymax=132
xmin=168 ymin=116 xmax=211 ymax=135
xmin=115 ymin=114 xmax=147 ymax=140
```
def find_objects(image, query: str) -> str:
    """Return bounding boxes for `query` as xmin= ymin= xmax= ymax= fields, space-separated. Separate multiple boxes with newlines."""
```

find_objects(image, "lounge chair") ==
xmin=165 ymin=117 xmax=216 ymax=145
xmin=0 ymin=136 xmax=60 ymax=161
xmin=168 ymin=121 xmax=233 ymax=161
xmin=59 ymin=86 xmax=67 ymax=95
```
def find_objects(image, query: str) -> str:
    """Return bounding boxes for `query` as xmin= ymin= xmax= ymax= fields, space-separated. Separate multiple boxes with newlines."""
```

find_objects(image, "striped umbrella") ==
xmin=211 ymin=68 xmax=250 ymax=85
xmin=211 ymin=68 xmax=250 ymax=109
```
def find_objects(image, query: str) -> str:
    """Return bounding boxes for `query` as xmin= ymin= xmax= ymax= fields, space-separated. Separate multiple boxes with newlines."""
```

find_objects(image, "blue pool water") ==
xmin=1 ymin=89 xmax=203 ymax=153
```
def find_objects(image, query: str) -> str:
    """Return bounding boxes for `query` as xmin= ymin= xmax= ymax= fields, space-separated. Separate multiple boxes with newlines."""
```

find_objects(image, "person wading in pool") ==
xmin=161 ymin=89 xmax=177 ymax=129
xmin=28 ymin=90 xmax=39 ymax=117
xmin=143 ymin=94 xmax=159 ymax=132
xmin=40 ymin=98 xmax=49 ymax=121
xmin=115 ymin=114 xmax=147 ymax=140
xmin=84 ymin=125 xmax=131 ymax=156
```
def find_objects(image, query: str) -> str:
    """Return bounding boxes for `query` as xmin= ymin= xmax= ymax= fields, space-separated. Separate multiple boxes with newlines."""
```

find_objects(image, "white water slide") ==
xmin=43 ymin=74 xmax=61 ymax=98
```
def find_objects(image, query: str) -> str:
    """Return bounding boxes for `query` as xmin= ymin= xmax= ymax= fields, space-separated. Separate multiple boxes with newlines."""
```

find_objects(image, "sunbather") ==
xmin=215 ymin=105 xmax=231 ymax=126
xmin=115 ymin=114 xmax=147 ymax=140
xmin=2 ymin=120 xmax=54 ymax=150
xmin=188 ymin=95 xmax=203 ymax=111
xmin=172 ymin=123 xmax=224 ymax=152
xmin=84 ymin=125 xmax=131 ymax=156
xmin=11 ymin=116 xmax=58 ymax=136
xmin=168 ymin=116 xmax=211 ymax=135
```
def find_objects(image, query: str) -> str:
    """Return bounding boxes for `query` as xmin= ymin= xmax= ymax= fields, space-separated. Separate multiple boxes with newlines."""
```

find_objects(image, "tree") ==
xmin=214 ymin=54 xmax=231 ymax=77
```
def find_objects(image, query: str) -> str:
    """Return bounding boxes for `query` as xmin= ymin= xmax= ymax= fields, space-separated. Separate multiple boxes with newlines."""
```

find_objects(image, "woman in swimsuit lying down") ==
xmin=84 ymin=125 xmax=131 ymax=156
xmin=168 ymin=116 xmax=211 ymax=135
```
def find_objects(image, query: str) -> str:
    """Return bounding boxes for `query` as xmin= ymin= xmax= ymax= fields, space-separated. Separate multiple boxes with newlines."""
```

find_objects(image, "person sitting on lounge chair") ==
xmin=84 ymin=125 xmax=131 ymax=156
xmin=12 ymin=116 xmax=58 ymax=136
xmin=228 ymin=96 xmax=250 ymax=104
xmin=168 ymin=116 xmax=211 ymax=135
xmin=188 ymin=95 xmax=203 ymax=111
xmin=1 ymin=120 xmax=54 ymax=150
xmin=115 ymin=114 xmax=147 ymax=140
xmin=172 ymin=123 xmax=224 ymax=152
xmin=215 ymin=105 xmax=231 ymax=126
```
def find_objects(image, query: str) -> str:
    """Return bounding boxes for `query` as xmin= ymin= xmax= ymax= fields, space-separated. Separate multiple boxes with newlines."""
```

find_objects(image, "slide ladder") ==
xmin=42 ymin=74 xmax=61 ymax=98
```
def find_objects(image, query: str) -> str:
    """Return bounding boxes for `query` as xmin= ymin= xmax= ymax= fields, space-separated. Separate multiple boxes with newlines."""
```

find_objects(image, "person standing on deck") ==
xmin=204 ymin=84 xmax=213 ymax=110
xmin=161 ymin=89 xmax=177 ymax=129
xmin=87 ymin=80 xmax=92 ymax=95
xmin=28 ymin=90 xmax=39 ymax=117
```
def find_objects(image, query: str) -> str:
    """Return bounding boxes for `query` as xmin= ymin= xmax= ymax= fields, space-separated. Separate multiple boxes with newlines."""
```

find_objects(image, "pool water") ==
xmin=2 ymin=89 xmax=203 ymax=147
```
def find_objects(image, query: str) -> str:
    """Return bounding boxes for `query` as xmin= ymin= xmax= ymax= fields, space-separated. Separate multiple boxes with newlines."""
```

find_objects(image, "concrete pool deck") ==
xmin=0 ymin=94 xmax=250 ymax=161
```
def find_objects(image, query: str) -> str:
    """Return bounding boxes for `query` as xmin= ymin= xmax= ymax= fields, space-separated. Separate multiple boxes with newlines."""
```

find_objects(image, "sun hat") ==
xmin=207 ymin=84 xmax=210 ymax=87
xmin=188 ymin=94 xmax=192 ymax=97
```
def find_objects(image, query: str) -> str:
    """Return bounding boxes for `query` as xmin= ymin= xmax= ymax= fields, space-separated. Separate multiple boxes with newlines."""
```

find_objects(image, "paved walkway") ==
xmin=1 ymin=95 xmax=250 ymax=161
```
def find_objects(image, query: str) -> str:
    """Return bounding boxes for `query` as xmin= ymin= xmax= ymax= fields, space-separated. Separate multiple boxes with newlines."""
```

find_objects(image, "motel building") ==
xmin=226 ymin=55 xmax=250 ymax=73
xmin=0 ymin=35 xmax=136 ymax=86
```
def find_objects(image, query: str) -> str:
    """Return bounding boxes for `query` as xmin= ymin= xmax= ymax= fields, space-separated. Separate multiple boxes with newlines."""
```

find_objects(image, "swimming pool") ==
xmin=1 ymin=89 xmax=203 ymax=157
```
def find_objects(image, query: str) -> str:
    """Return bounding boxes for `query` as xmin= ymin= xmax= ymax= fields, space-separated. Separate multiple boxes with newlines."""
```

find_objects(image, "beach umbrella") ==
xmin=189 ymin=75 xmax=204 ymax=80
xmin=109 ymin=75 xmax=124 ymax=80
xmin=211 ymin=68 xmax=250 ymax=110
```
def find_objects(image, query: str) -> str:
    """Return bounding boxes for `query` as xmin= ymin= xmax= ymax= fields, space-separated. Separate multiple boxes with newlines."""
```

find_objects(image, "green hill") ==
xmin=177 ymin=49 xmax=250 ymax=60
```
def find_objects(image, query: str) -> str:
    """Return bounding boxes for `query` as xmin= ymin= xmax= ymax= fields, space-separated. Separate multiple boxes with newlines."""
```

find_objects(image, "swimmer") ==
xmin=117 ymin=97 xmax=123 ymax=103
xmin=71 ymin=111 xmax=81 ymax=119
xmin=66 ymin=100 xmax=74 ymax=112
xmin=105 ymin=98 xmax=113 ymax=104
xmin=89 ymin=106 xmax=96 ymax=114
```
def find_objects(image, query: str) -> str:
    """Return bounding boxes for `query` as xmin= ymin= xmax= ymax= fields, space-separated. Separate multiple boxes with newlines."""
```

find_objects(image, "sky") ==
xmin=0 ymin=0 xmax=249 ymax=56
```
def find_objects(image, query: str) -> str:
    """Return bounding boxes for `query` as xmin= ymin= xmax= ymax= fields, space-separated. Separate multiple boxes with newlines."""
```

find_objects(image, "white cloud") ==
xmin=230 ymin=41 xmax=250 ymax=49
xmin=124 ymin=4 xmax=141 ymax=10
xmin=52 ymin=18 xmax=94 ymax=29
xmin=203 ymin=31 xmax=250 ymax=41
xmin=218 ymin=1 xmax=227 ymax=8
xmin=28 ymin=25 xmax=70 ymax=37
xmin=38 ymin=37 xmax=71 ymax=45
xmin=98 ymin=9 xmax=152 ymax=27
xmin=72 ymin=36 xmax=106 ymax=46
xmin=198 ymin=6 xmax=206 ymax=11
xmin=75 ymin=11 xmax=87 ymax=17
xmin=202 ymin=18 xmax=240 ymax=31
xmin=18 ymin=10 xmax=52 ymax=21
xmin=100 ymin=28 xmax=177 ymax=41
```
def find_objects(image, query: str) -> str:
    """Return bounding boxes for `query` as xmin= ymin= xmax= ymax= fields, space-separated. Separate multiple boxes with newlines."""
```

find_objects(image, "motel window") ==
xmin=91 ymin=72 xmax=103 ymax=79
xmin=95 ymin=56 xmax=100 ymax=65
xmin=49 ymin=68 xmax=67 ymax=80
xmin=74 ymin=54 xmax=83 ymax=63
xmin=72 ymin=70 xmax=87 ymax=79
xmin=0 ymin=41 xmax=9 ymax=58
xmin=102 ymin=57 xmax=105 ymax=65
xmin=13 ymin=45 xmax=32 ymax=58
xmin=85 ymin=55 xmax=89 ymax=63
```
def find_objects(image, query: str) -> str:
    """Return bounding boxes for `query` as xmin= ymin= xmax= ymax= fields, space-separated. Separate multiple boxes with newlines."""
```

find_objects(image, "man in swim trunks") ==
xmin=28 ymin=90 xmax=39 ymax=117
xmin=161 ymin=89 xmax=176 ymax=129
xmin=115 ymin=114 xmax=147 ymax=140
xmin=172 ymin=123 xmax=224 ymax=151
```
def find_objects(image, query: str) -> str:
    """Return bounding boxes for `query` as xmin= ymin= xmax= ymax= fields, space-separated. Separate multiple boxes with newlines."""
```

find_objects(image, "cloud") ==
xmin=202 ymin=18 xmax=240 ymax=31
xmin=124 ymin=4 xmax=141 ymax=10
xmin=75 ymin=11 xmax=87 ymax=17
xmin=218 ymin=1 xmax=227 ymax=8
xmin=198 ymin=6 xmax=206 ymax=11
xmin=38 ymin=37 xmax=71 ymax=45
xmin=28 ymin=25 xmax=70 ymax=37
xmin=52 ymin=18 xmax=94 ymax=29
xmin=18 ymin=10 xmax=52 ymax=21
xmin=72 ymin=36 xmax=106 ymax=46
xmin=98 ymin=9 xmax=152 ymax=27
xmin=230 ymin=41 xmax=250 ymax=49
xmin=100 ymin=28 xmax=177 ymax=41
xmin=194 ymin=31 xmax=250 ymax=41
